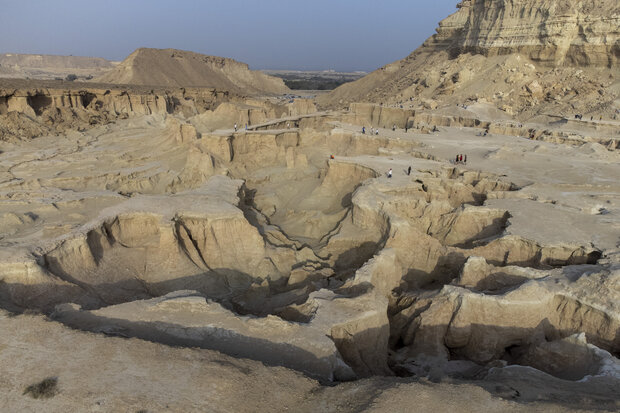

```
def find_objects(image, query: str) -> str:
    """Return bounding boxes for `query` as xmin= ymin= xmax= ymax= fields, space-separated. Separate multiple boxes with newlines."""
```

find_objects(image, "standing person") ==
xmin=407 ymin=166 xmax=412 ymax=176
xmin=245 ymin=123 xmax=248 ymax=130
xmin=234 ymin=123 xmax=238 ymax=132
xmin=405 ymin=126 xmax=408 ymax=133
xmin=459 ymin=154 xmax=463 ymax=162
xmin=464 ymin=154 xmax=467 ymax=164
xmin=456 ymin=154 xmax=460 ymax=163
xmin=375 ymin=129 xmax=379 ymax=135
xmin=388 ymin=168 xmax=393 ymax=178
xmin=392 ymin=124 xmax=396 ymax=131
xmin=362 ymin=126 xmax=366 ymax=134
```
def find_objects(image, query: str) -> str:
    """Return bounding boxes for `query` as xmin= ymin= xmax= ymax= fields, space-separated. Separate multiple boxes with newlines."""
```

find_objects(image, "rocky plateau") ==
xmin=0 ymin=1 xmax=619 ymax=412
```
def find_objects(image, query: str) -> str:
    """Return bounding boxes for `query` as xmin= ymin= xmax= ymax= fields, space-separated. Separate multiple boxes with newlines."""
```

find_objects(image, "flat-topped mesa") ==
xmin=96 ymin=48 xmax=290 ymax=95
xmin=0 ymin=53 xmax=114 ymax=70
xmin=428 ymin=0 xmax=620 ymax=67
xmin=0 ymin=53 xmax=116 ymax=80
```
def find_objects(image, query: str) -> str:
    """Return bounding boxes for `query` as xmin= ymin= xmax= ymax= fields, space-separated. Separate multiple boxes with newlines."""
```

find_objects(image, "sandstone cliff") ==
xmin=96 ymin=48 xmax=290 ymax=95
xmin=0 ymin=80 xmax=229 ymax=141
xmin=318 ymin=0 xmax=620 ymax=118
xmin=434 ymin=0 xmax=619 ymax=67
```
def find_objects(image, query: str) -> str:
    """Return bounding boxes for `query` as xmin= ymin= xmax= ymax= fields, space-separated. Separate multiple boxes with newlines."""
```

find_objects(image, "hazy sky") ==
xmin=0 ymin=0 xmax=458 ymax=72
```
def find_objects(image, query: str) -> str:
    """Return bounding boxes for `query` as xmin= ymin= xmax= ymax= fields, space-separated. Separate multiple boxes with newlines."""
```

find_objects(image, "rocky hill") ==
xmin=96 ymin=48 xmax=289 ymax=95
xmin=318 ymin=0 xmax=620 ymax=119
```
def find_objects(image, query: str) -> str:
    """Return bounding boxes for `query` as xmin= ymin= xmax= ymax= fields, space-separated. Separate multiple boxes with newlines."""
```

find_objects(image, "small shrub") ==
xmin=23 ymin=377 xmax=58 ymax=399
xmin=65 ymin=74 xmax=77 ymax=81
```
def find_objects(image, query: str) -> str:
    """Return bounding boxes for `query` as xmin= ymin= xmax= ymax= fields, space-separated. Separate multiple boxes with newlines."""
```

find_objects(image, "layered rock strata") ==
xmin=434 ymin=0 xmax=620 ymax=67
xmin=318 ymin=0 xmax=619 ymax=119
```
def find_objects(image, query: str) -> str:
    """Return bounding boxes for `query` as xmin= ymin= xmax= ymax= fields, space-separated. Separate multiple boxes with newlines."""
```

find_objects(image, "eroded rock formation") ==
xmin=0 ymin=3 xmax=618 ymax=409
xmin=435 ymin=0 xmax=620 ymax=67
xmin=0 ymin=99 xmax=617 ymax=389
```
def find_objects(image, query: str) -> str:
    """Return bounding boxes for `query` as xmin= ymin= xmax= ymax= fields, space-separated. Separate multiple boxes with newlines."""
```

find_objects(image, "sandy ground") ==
xmin=1 ymin=311 xmax=612 ymax=413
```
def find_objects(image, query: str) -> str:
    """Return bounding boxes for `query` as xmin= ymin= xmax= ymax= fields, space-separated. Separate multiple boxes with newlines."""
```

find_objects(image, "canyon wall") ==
xmin=0 ymin=81 xmax=229 ymax=140
xmin=433 ymin=0 xmax=620 ymax=67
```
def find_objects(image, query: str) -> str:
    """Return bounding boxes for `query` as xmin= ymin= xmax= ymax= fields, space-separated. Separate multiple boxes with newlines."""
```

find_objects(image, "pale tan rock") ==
xmin=395 ymin=266 xmax=620 ymax=365
xmin=434 ymin=0 xmax=620 ymax=67
xmin=456 ymin=256 xmax=548 ymax=291
xmin=51 ymin=288 xmax=391 ymax=382
xmin=525 ymin=80 xmax=544 ymax=99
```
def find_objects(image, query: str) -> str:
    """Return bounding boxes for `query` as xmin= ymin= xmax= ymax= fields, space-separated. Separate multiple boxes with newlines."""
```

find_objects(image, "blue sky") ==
xmin=0 ymin=0 xmax=458 ymax=72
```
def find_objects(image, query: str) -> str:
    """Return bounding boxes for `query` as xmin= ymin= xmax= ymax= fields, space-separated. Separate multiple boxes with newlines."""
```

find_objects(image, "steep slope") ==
xmin=318 ymin=0 xmax=620 ymax=118
xmin=96 ymin=48 xmax=289 ymax=95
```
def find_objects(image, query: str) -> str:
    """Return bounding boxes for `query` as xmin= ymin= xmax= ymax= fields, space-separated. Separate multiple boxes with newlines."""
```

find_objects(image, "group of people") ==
xmin=455 ymin=154 xmax=467 ymax=164
xmin=362 ymin=126 xmax=380 ymax=135
xmin=575 ymin=114 xmax=606 ymax=121
xmin=363 ymin=125 xmax=411 ymax=134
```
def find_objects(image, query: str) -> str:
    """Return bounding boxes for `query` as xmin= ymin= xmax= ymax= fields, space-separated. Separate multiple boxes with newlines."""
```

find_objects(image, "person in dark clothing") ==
xmin=456 ymin=154 xmax=460 ymax=163
xmin=407 ymin=166 xmax=412 ymax=175
xmin=464 ymin=154 xmax=467 ymax=163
